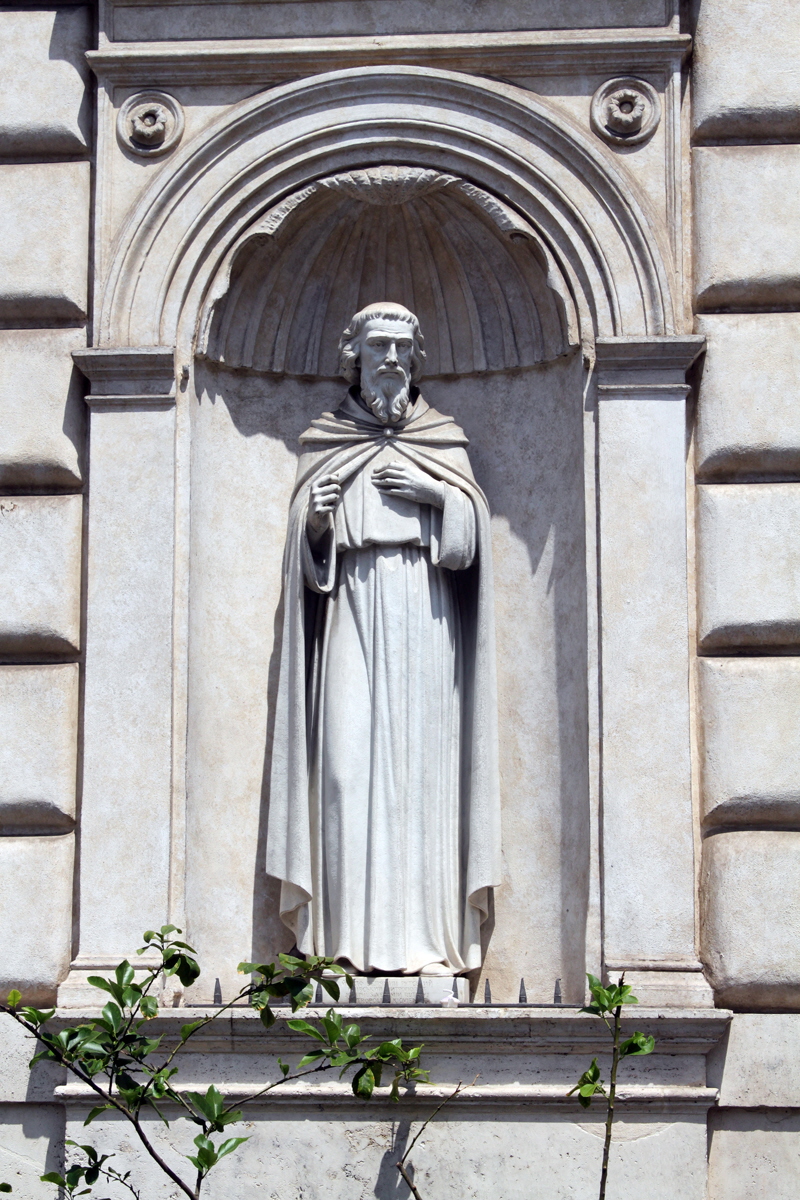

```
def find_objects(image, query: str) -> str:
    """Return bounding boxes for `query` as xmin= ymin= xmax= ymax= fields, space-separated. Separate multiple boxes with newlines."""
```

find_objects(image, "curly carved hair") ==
xmin=338 ymin=302 xmax=426 ymax=385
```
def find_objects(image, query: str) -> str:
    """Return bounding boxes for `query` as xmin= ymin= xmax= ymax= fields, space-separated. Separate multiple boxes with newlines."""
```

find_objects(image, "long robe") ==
xmin=266 ymin=391 xmax=501 ymax=973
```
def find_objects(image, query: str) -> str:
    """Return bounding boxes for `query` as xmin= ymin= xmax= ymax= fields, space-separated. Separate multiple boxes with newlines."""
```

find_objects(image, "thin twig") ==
xmin=396 ymin=1076 xmax=477 ymax=1200
xmin=599 ymin=978 xmax=624 ymax=1200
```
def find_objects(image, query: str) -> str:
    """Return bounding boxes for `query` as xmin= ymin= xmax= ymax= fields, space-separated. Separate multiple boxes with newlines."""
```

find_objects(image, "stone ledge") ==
xmin=53 ymin=1079 xmax=721 ymax=1112
xmin=86 ymin=28 xmax=691 ymax=87
xmin=46 ymin=1006 xmax=732 ymax=1056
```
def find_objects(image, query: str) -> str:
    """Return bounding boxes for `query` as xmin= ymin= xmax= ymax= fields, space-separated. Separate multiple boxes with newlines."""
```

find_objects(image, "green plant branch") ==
xmin=2 ymin=928 xmax=427 ymax=1200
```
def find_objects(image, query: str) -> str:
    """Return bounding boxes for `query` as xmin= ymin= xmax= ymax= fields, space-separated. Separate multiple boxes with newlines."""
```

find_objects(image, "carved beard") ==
xmin=359 ymin=366 xmax=411 ymax=425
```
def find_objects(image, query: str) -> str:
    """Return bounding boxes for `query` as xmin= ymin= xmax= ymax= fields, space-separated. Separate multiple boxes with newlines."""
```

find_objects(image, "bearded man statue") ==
xmin=266 ymin=302 xmax=501 ymax=976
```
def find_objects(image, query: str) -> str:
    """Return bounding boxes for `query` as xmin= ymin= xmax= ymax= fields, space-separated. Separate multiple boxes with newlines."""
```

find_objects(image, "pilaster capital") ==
xmin=72 ymin=346 xmax=176 ymax=409
xmin=595 ymin=335 xmax=705 ymax=397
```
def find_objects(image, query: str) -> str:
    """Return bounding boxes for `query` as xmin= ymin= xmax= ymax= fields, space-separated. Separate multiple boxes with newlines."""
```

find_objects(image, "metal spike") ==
xmin=314 ymin=983 xmax=323 ymax=1005
xmin=518 ymin=978 xmax=527 ymax=1004
xmin=554 ymin=977 xmax=562 ymax=1005
xmin=415 ymin=977 xmax=425 ymax=1005
xmin=213 ymin=978 xmax=222 ymax=1005
xmin=382 ymin=979 xmax=391 ymax=1005
xmin=348 ymin=981 xmax=357 ymax=1004
xmin=484 ymin=978 xmax=492 ymax=1005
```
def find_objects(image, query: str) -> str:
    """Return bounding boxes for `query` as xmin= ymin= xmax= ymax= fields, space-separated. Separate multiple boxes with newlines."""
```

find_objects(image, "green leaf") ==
xmin=286 ymin=1018 xmax=326 ymax=1042
xmin=278 ymin=1058 xmax=290 ymax=1077
xmin=40 ymin=1173 xmax=66 ymax=1187
xmin=620 ymin=1031 xmax=655 ymax=1057
xmin=216 ymin=1137 xmax=249 ymax=1161
xmin=140 ymin=995 xmax=159 ymax=1019
xmin=115 ymin=961 xmax=135 ymax=989
xmin=258 ymin=1007 xmax=276 ymax=1030
xmin=321 ymin=1010 xmax=343 ymax=1044
xmin=180 ymin=1020 xmax=205 ymax=1042
xmin=101 ymin=1002 xmax=122 ymax=1033
xmin=352 ymin=1065 xmax=375 ymax=1099
xmin=86 ymin=976 xmax=115 ymax=996
xmin=6 ymin=990 xmax=21 ymax=1008
xmin=320 ymin=978 xmax=340 ymax=1001
xmin=0 ymin=1183 xmax=12 ymax=1192
xmin=297 ymin=1051 xmax=326 ymax=1067
xmin=287 ymin=981 xmax=315 ymax=1011
xmin=84 ymin=1105 xmax=113 ymax=1126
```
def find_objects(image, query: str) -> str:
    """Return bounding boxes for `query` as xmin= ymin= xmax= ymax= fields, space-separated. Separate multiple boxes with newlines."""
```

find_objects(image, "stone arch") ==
xmin=97 ymin=65 xmax=676 ymax=352
xmin=197 ymin=166 xmax=576 ymax=379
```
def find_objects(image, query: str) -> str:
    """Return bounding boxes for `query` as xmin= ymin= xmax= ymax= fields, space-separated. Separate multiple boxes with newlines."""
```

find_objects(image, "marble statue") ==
xmin=266 ymin=303 xmax=500 ymax=976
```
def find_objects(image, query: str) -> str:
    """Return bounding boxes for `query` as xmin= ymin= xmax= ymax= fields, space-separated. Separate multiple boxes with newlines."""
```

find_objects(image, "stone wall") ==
xmin=0 ymin=1 xmax=798 ymax=1196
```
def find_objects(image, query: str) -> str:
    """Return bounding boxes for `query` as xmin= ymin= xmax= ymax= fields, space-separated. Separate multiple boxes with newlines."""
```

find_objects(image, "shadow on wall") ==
xmin=185 ymin=348 xmax=589 ymax=1005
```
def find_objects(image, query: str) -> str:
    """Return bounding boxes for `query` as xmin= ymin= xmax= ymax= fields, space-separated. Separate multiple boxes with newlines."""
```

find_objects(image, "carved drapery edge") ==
xmin=73 ymin=347 xmax=177 ymax=408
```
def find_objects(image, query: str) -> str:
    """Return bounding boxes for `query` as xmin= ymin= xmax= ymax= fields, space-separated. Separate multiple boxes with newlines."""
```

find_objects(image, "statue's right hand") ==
xmin=307 ymin=473 xmax=341 ymax=536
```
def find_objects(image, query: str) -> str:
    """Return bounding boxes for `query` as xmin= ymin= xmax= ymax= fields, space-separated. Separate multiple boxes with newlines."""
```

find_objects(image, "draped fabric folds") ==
xmin=266 ymin=391 xmax=501 ymax=973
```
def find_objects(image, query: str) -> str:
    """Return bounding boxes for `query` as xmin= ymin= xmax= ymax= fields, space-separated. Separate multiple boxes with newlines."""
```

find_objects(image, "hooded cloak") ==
xmin=266 ymin=391 xmax=501 ymax=972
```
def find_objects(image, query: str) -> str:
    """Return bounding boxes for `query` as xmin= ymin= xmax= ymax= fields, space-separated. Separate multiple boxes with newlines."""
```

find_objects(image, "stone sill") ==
xmin=53 ymin=1079 xmax=720 ymax=1113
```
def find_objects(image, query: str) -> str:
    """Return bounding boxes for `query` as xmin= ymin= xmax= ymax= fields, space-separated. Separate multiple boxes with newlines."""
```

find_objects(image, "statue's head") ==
xmin=338 ymin=302 xmax=426 ymax=424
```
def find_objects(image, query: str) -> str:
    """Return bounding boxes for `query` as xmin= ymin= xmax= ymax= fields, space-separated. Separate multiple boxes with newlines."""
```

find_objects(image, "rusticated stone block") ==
xmin=0 ymin=496 xmax=82 ymax=656
xmin=0 ymin=162 xmax=89 ymax=319
xmin=702 ymin=830 xmax=800 ymax=1009
xmin=697 ymin=483 xmax=800 ymax=650
xmin=0 ymin=665 xmax=78 ymax=833
xmin=698 ymin=658 xmax=800 ymax=830
xmin=693 ymin=0 xmax=800 ymax=141
xmin=0 ymin=7 xmax=90 ymax=154
xmin=0 ymin=835 xmax=73 ymax=1004
xmin=694 ymin=147 xmax=800 ymax=310
xmin=695 ymin=314 xmax=800 ymax=479
xmin=708 ymin=1109 xmax=800 ymax=1200
xmin=0 ymin=328 xmax=85 ymax=487
xmin=709 ymin=1014 xmax=800 ymax=1107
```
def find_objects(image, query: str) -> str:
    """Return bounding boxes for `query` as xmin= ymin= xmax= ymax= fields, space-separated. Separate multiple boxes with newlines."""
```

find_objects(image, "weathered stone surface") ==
xmin=0 ymin=665 xmax=78 ymax=833
xmin=694 ymin=147 xmax=800 ymax=310
xmin=67 ymin=1104 xmax=709 ymax=1200
xmin=696 ymin=483 xmax=800 ymax=650
xmin=702 ymin=831 xmax=800 ymax=1009
xmin=0 ymin=328 xmax=85 ymax=486
xmin=698 ymin=658 xmax=800 ymax=829
xmin=709 ymin=1014 xmax=800 ymax=1107
xmin=0 ymin=496 xmax=82 ymax=656
xmin=0 ymin=1104 xmax=66 ymax=1199
xmin=695 ymin=314 xmax=800 ymax=479
xmin=0 ymin=7 xmax=90 ymax=154
xmin=109 ymin=0 xmax=668 ymax=42
xmin=708 ymin=1109 xmax=800 ymax=1200
xmin=0 ymin=836 xmax=73 ymax=1004
xmin=693 ymin=0 xmax=800 ymax=141
xmin=0 ymin=162 xmax=89 ymax=319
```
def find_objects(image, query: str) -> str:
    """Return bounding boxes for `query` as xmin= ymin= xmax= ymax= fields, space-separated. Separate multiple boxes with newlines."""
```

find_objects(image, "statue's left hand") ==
xmin=372 ymin=460 xmax=446 ymax=508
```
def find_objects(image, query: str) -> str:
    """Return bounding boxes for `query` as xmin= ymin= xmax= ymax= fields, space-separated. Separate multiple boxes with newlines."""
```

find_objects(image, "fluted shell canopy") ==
xmin=199 ymin=166 xmax=576 ymax=379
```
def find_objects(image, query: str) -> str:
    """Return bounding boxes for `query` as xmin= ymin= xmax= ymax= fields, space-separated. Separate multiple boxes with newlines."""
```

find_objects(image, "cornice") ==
xmin=86 ymin=28 xmax=691 ymax=89
xmin=48 ymin=1005 xmax=731 ymax=1056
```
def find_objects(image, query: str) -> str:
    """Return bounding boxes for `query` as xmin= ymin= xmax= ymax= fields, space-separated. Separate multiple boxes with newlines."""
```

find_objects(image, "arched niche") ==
xmin=197 ymin=166 xmax=576 ymax=378
xmin=96 ymin=65 xmax=676 ymax=351
xmin=91 ymin=67 xmax=681 ymax=1005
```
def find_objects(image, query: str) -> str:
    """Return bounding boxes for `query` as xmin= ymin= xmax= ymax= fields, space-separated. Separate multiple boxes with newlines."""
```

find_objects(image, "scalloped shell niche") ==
xmin=198 ymin=166 xmax=576 ymax=379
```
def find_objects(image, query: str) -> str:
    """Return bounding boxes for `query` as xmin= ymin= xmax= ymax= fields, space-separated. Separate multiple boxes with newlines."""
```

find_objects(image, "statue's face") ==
xmin=358 ymin=318 xmax=414 ymax=385
xmin=357 ymin=317 xmax=415 ymax=424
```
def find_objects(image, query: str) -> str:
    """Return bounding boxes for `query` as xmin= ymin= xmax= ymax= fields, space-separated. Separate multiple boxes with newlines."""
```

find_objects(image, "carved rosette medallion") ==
xmin=117 ymin=91 xmax=185 ymax=157
xmin=590 ymin=77 xmax=661 ymax=147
